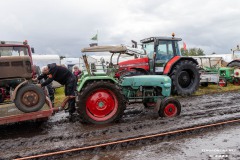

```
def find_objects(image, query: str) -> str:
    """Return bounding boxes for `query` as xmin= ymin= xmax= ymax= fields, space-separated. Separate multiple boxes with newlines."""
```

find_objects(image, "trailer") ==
xmin=0 ymin=98 xmax=53 ymax=125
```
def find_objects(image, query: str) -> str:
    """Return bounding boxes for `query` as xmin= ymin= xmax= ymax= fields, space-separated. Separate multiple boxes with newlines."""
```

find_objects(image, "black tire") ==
xmin=77 ymin=81 xmax=126 ymax=124
xmin=170 ymin=60 xmax=200 ymax=96
xmin=218 ymin=77 xmax=227 ymax=87
xmin=227 ymin=62 xmax=240 ymax=68
xmin=201 ymin=82 xmax=209 ymax=87
xmin=15 ymin=84 xmax=45 ymax=113
xmin=159 ymin=97 xmax=181 ymax=117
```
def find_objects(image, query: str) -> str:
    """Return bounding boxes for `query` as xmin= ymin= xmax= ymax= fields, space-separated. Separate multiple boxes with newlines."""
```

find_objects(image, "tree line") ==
xmin=180 ymin=48 xmax=205 ymax=56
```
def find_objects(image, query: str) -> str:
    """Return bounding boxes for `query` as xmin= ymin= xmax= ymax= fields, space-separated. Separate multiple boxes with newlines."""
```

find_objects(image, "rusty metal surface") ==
xmin=11 ymin=80 xmax=28 ymax=101
xmin=0 ymin=56 xmax=32 ymax=79
xmin=0 ymin=99 xmax=53 ymax=125
xmin=21 ymin=90 xmax=40 ymax=107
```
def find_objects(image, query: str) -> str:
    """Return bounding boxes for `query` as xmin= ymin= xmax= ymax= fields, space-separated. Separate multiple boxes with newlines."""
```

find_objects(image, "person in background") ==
xmin=37 ymin=63 xmax=76 ymax=115
xmin=72 ymin=65 xmax=81 ymax=80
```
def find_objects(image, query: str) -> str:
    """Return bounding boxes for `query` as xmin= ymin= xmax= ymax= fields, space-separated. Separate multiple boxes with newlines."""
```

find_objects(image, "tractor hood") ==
xmin=81 ymin=45 xmax=145 ymax=56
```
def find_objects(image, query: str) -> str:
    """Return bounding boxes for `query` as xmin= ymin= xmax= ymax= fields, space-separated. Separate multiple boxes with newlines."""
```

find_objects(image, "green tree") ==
xmin=180 ymin=48 xmax=189 ymax=56
xmin=180 ymin=48 xmax=205 ymax=56
xmin=197 ymin=48 xmax=205 ymax=56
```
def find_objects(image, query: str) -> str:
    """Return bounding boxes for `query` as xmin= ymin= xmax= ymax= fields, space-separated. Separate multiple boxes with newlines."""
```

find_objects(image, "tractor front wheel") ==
xmin=77 ymin=81 xmax=126 ymax=124
xmin=159 ymin=97 xmax=181 ymax=117
xmin=218 ymin=78 xmax=227 ymax=87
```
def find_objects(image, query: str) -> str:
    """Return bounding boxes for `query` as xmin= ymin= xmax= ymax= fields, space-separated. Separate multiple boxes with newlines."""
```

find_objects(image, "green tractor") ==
xmin=218 ymin=67 xmax=240 ymax=87
xmin=75 ymin=46 xmax=181 ymax=124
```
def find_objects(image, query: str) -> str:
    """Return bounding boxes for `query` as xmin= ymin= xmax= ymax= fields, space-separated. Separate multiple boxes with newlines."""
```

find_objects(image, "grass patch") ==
xmin=195 ymin=84 xmax=240 ymax=96
xmin=54 ymin=87 xmax=65 ymax=107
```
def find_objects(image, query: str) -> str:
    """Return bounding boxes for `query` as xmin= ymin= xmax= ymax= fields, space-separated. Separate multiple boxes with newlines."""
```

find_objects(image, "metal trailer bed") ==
xmin=0 ymin=98 xmax=53 ymax=125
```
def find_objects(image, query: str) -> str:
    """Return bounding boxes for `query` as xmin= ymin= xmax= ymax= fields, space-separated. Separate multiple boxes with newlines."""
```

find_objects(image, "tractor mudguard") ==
xmin=121 ymin=75 xmax=171 ymax=97
xmin=227 ymin=59 xmax=240 ymax=67
xmin=77 ymin=75 xmax=118 ymax=92
xmin=163 ymin=56 xmax=198 ymax=75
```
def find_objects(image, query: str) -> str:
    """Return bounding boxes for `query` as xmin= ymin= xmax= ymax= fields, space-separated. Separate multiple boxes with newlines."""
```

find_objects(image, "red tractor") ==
xmin=117 ymin=34 xmax=200 ymax=96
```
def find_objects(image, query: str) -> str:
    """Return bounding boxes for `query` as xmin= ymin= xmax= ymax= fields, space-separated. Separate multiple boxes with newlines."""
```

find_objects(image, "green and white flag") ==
xmin=91 ymin=34 xmax=98 ymax=40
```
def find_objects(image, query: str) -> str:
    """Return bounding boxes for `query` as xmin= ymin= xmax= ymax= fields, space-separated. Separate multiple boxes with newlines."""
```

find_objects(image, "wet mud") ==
xmin=0 ymin=91 xmax=240 ymax=159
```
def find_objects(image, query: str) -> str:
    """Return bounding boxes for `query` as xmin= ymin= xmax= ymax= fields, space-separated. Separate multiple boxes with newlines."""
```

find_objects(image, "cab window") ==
xmin=156 ymin=41 xmax=174 ymax=61
xmin=0 ymin=47 xmax=28 ymax=57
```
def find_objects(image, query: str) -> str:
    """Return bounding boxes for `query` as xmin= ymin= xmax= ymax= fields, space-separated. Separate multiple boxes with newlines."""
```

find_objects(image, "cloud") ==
xmin=0 ymin=0 xmax=240 ymax=56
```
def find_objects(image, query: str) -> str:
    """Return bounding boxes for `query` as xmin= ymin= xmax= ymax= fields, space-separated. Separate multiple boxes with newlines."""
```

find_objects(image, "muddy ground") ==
xmin=0 ymin=91 xmax=240 ymax=159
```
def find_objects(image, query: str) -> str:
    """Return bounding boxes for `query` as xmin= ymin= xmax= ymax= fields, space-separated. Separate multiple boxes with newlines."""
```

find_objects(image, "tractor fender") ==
xmin=77 ymin=76 xmax=118 ymax=92
xmin=129 ymin=67 xmax=149 ymax=75
xmin=163 ymin=56 xmax=199 ymax=75
xmin=11 ymin=80 xmax=28 ymax=101
xmin=227 ymin=59 xmax=240 ymax=67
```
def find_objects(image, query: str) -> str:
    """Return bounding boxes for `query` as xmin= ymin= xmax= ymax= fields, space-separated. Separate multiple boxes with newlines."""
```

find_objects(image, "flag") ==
xmin=183 ymin=42 xmax=187 ymax=51
xmin=91 ymin=34 xmax=98 ymax=41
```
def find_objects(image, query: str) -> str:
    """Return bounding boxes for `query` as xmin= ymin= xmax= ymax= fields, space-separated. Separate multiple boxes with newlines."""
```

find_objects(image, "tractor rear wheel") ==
xmin=15 ymin=84 xmax=45 ymax=113
xmin=77 ymin=81 xmax=126 ymax=124
xmin=159 ymin=97 xmax=181 ymax=117
xmin=170 ymin=60 xmax=200 ymax=96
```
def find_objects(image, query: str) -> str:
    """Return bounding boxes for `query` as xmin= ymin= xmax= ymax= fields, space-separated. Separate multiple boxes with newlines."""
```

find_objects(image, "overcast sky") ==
xmin=1 ymin=0 xmax=240 ymax=57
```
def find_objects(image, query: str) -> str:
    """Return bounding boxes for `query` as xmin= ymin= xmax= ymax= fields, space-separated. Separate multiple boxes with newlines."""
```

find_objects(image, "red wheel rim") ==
xmin=164 ymin=103 xmax=177 ymax=117
xmin=86 ymin=89 xmax=118 ymax=122
xmin=218 ymin=80 xmax=225 ymax=87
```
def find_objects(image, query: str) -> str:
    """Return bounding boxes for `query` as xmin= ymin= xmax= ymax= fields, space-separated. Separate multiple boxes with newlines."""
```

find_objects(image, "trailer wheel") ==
xmin=159 ymin=97 xmax=181 ymax=117
xmin=15 ymin=84 xmax=45 ymax=113
xmin=170 ymin=60 xmax=200 ymax=96
xmin=218 ymin=78 xmax=227 ymax=87
xmin=77 ymin=81 xmax=126 ymax=124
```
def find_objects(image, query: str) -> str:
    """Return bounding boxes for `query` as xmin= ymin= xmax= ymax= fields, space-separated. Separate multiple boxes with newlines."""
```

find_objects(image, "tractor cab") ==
xmin=140 ymin=34 xmax=182 ymax=73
